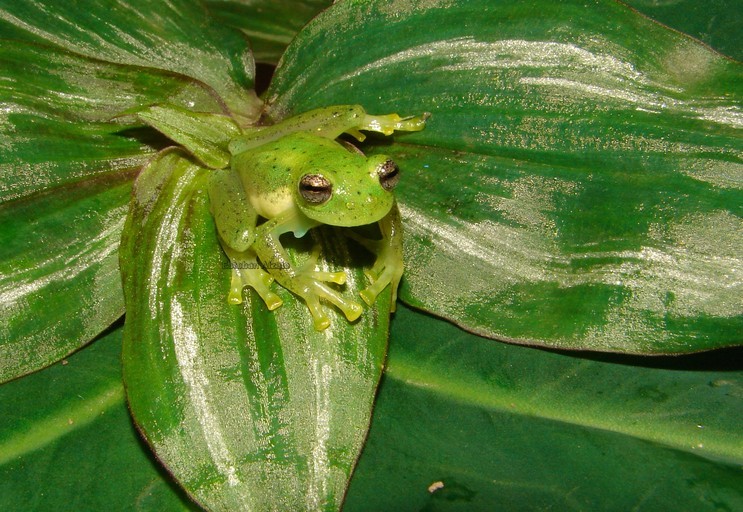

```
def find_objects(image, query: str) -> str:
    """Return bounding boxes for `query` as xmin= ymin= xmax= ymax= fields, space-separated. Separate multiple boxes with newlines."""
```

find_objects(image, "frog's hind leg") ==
xmin=228 ymin=106 xmax=431 ymax=155
xmin=223 ymin=246 xmax=283 ymax=310
xmin=355 ymin=111 xmax=431 ymax=138
xmin=346 ymin=203 xmax=404 ymax=310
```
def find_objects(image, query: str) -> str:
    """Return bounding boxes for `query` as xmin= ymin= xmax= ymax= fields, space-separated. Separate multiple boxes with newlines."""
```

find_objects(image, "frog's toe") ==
xmin=342 ymin=300 xmax=364 ymax=322
xmin=361 ymin=112 xmax=430 ymax=135
xmin=304 ymin=279 xmax=363 ymax=324
xmin=305 ymin=298 xmax=331 ymax=331
xmin=310 ymin=270 xmax=347 ymax=285
xmin=359 ymin=287 xmax=378 ymax=307
xmin=229 ymin=271 xmax=246 ymax=304
xmin=261 ymin=291 xmax=283 ymax=311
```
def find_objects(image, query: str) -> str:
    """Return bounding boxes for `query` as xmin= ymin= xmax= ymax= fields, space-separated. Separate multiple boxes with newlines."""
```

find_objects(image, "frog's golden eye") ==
xmin=378 ymin=159 xmax=400 ymax=191
xmin=299 ymin=174 xmax=332 ymax=204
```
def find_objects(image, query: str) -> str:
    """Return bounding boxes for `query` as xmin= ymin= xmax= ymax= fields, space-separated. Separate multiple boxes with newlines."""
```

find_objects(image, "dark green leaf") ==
xmin=0 ymin=172 xmax=131 ymax=383
xmin=345 ymin=304 xmax=743 ymax=511
xmin=121 ymin=150 xmax=391 ymax=510
xmin=205 ymin=0 xmax=332 ymax=64
xmin=266 ymin=0 xmax=743 ymax=353
xmin=624 ymin=0 xmax=743 ymax=61
xmin=0 ymin=0 xmax=261 ymax=122
xmin=0 ymin=42 xmax=223 ymax=382
xmin=0 ymin=325 xmax=197 ymax=511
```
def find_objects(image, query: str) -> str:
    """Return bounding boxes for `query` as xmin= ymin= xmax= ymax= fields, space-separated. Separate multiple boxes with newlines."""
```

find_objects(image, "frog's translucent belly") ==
xmin=247 ymin=186 xmax=294 ymax=219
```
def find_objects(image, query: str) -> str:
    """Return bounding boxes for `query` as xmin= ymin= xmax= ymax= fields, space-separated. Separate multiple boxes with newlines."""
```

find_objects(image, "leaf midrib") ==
xmin=0 ymin=381 xmax=124 ymax=465
xmin=384 ymin=360 xmax=743 ymax=466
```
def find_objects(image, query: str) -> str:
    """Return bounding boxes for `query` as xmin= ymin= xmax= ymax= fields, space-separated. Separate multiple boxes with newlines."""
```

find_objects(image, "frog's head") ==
xmin=294 ymin=152 xmax=399 ymax=227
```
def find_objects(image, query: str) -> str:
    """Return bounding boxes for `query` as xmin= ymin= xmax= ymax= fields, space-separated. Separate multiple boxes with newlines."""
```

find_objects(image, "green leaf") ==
xmin=134 ymin=104 xmax=241 ymax=169
xmin=0 ymin=42 xmax=224 ymax=382
xmin=205 ymin=0 xmax=332 ymax=64
xmin=345 ymin=304 xmax=743 ymax=510
xmin=0 ymin=325 xmax=197 ymax=511
xmin=266 ymin=0 xmax=743 ymax=354
xmin=0 ymin=0 xmax=261 ymax=123
xmin=120 ymin=150 xmax=391 ymax=511
xmin=0 ymin=41 xmax=223 ymax=202
xmin=624 ymin=0 xmax=743 ymax=61
xmin=0 ymin=172 xmax=131 ymax=383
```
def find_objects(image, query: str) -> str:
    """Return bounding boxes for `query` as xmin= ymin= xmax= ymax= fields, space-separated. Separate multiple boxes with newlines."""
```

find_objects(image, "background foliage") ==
xmin=0 ymin=0 xmax=740 ymax=511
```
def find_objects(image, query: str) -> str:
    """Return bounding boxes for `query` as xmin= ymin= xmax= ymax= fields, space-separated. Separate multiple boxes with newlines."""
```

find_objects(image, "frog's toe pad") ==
xmin=311 ymin=270 xmax=347 ymax=285
xmin=263 ymin=293 xmax=283 ymax=311
xmin=344 ymin=301 xmax=364 ymax=322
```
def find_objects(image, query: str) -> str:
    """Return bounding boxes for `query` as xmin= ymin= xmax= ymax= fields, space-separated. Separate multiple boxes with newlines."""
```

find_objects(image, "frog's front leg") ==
xmin=252 ymin=211 xmax=364 ymax=331
xmin=351 ymin=202 xmax=404 ymax=310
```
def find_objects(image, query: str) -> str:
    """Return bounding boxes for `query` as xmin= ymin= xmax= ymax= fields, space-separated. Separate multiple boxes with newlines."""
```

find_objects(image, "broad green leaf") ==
xmin=121 ymin=150 xmax=391 ymax=511
xmin=0 ymin=173 xmax=132 ymax=384
xmin=266 ymin=0 xmax=743 ymax=354
xmin=0 ymin=325 xmax=197 ymax=511
xmin=624 ymin=0 xmax=743 ymax=61
xmin=345 ymin=304 xmax=743 ymax=510
xmin=0 ymin=41 xmax=222 ymax=202
xmin=0 ymin=0 xmax=261 ymax=123
xmin=0 ymin=11 xmax=253 ymax=384
xmin=134 ymin=105 xmax=241 ymax=169
xmin=0 ymin=42 xmax=223 ymax=382
xmin=205 ymin=0 xmax=332 ymax=64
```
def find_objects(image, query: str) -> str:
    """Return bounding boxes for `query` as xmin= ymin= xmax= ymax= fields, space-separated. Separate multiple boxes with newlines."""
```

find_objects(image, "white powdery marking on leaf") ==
xmin=0 ymin=212 xmax=125 ymax=305
xmin=306 ymin=358 xmax=332 ymax=510
xmin=147 ymin=161 xmax=197 ymax=320
xmin=401 ymin=203 xmax=555 ymax=279
xmin=170 ymin=298 xmax=242 ymax=488
xmin=519 ymin=77 xmax=662 ymax=107
xmin=325 ymin=38 xmax=645 ymax=90
xmin=695 ymin=105 xmax=743 ymax=128
xmin=520 ymin=77 xmax=743 ymax=130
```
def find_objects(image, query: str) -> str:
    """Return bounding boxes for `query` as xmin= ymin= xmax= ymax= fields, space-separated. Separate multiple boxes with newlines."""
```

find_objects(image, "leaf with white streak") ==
xmin=267 ymin=0 xmax=743 ymax=354
xmin=120 ymin=149 xmax=391 ymax=510
xmin=0 ymin=0 xmax=260 ymax=123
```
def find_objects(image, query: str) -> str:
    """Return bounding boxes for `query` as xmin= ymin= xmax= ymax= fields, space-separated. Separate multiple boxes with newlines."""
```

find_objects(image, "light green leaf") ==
xmin=266 ymin=0 xmax=743 ymax=354
xmin=345 ymin=304 xmax=743 ymax=510
xmin=120 ymin=149 xmax=391 ymax=511
xmin=0 ymin=42 xmax=222 ymax=202
xmin=134 ymin=104 xmax=241 ymax=169
xmin=205 ymin=0 xmax=332 ymax=64
xmin=0 ymin=325 xmax=197 ymax=511
xmin=0 ymin=0 xmax=261 ymax=123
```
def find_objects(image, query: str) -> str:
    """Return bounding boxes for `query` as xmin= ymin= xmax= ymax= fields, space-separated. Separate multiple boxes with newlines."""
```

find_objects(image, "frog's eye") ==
xmin=299 ymin=174 xmax=333 ymax=204
xmin=378 ymin=160 xmax=400 ymax=191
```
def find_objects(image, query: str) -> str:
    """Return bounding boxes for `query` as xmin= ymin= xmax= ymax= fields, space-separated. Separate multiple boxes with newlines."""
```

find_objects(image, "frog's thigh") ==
xmin=207 ymin=168 xmax=256 ymax=252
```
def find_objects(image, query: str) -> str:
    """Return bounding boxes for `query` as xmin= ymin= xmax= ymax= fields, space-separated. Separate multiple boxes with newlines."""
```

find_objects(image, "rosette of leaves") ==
xmin=0 ymin=1 xmax=741 ymax=511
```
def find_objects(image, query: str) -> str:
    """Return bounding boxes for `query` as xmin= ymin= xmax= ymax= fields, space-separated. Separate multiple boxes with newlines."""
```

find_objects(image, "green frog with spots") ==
xmin=207 ymin=106 xmax=429 ymax=330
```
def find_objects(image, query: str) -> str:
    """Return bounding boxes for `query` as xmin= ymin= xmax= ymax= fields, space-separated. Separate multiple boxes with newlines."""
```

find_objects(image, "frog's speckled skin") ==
xmin=208 ymin=105 xmax=429 ymax=330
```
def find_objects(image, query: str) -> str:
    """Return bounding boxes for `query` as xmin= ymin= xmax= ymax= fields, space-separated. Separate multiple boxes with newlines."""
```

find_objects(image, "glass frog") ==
xmin=208 ymin=105 xmax=429 ymax=330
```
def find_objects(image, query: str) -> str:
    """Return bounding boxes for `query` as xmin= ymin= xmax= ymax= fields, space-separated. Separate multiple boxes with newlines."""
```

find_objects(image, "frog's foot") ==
xmin=346 ymin=233 xmax=403 ymax=310
xmin=358 ymin=112 xmax=431 ymax=137
xmin=359 ymin=258 xmax=404 ymax=311
xmin=295 ymin=277 xmax=364 ymax=331
xmin=228 ymin=265 xmax=283 ymax=310
xmin=296 ymin=245 xmax=349 ymax=285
